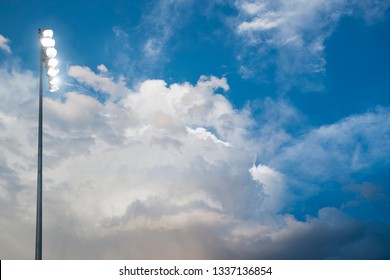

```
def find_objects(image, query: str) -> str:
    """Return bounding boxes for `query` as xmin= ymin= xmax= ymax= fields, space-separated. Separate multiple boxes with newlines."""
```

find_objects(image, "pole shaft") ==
xmin=35 ymin=35 xmax=43 ymax=260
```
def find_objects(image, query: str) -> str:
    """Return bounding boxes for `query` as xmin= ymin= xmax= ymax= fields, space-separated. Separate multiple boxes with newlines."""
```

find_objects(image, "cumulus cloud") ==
xmin=1 ymin=63 xmax=390 ymax=259
xmin=0 ymin=34 xmax=11 ymax=54
xmin=234 ymin=0 xmax=390 ymax=87
xmin=250 ymin=164 xmax=286 ymax=213
xmin=0 ymin=68 xmax=37 ymax=112
xmin=68 ymin=65 xmax=130 ymax=100
xmin=0 ymin=66 xmax=260 ymax=259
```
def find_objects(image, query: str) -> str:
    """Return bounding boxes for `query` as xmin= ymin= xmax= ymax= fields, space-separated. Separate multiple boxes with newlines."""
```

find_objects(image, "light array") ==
xmin=39 ymin=29 xmax=59 ymax=92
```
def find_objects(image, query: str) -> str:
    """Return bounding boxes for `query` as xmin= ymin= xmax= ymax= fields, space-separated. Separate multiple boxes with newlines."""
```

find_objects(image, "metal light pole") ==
xmin=35 ymin=28 xmax=59 ymax=260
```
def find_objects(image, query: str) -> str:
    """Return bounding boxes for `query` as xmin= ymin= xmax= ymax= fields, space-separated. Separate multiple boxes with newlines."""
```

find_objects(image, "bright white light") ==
xmin=42 ymin=29 xmax=53 ymax=38
xmin=40 ymin=28 xmax=59 ymax=92
xmin=47 ymin=67 xmax=59 ymax=77
xmin=47 ymin=58 xmax=59 ymax=67
xmin=40 ymin=37 xmax=55 ymax=48
xmin=45 ymin=47 xmax=57 ymax=58
xmin=48 ymin=83 xmax=59 ymax=92
xmin=48 ymin=76 xmax=59 ymax=85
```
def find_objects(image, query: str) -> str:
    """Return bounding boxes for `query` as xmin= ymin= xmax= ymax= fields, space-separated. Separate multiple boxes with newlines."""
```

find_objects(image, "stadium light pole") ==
xmin=35 ymin=28 xmax=60 ymax=260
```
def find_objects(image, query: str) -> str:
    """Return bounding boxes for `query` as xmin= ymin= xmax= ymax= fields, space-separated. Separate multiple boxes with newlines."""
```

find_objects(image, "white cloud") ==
xmin=250 ymin=164 xmax=286 ymax=212
xmin=112 ymin=13 xmax=206 ymax=83
xmin=97 ymin=64 xmax=108 ymax=74
xmin=112 ymin=26 xmax=128 ymax=38
xmin=140 ymin=0 xmax=195 ymax=59
xmin=0 ymin=67 xmax=261 ymax=258
xmin=110 ymin=27 xmax=133 ymax=75
xmin=240 ymin=97 xmax=390 ymax=202
xmin=353 ymin=0 xmax=390 ymax=23
xmin=68 ymin=65 xmax=130 ymax=100
xmin=0 ymin=69 xmax=37 ymax=112
xmin=0 ymin=34 xmax=11 ymax=54
xmin=234 ymin=0 xmax=390 ymax=87
xmin=143 ymin=38 xmax=164 ymax=58
xmin=250 ymin=105 xmax=390 ymax=204
xmin=1 ymin=64 xmax=390 ymax=259
xmin=274 ymin=108 xmax=390 ymax=178
xmin=187 ymin=127 xmax=232 ymax=147
xmin=197 ymin=75 xmax=230 ymax=92
xmin=234 ymin=0 xmax=343 ymax=84
xmin=238 ymin=14 xmax=283 ymax=32
xmin=109 ymin=0 xmax=196 ymax=77
xmin=241 ymin=2 xmax=265 ymax=15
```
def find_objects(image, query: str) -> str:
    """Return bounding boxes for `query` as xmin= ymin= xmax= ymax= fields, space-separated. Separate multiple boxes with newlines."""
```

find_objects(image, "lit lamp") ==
xmin=39 ymin=29 xmax=60 ymax=92
xmin=35 ymin=28 xmax=60 ymax=260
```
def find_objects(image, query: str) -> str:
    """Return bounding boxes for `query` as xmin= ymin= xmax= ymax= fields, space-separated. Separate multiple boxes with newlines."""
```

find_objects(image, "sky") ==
xmin=0 ymin=0 xmax=390 ymax=260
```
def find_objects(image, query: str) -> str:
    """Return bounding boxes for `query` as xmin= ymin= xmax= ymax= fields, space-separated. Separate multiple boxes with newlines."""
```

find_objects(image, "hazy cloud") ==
xmin=0 ymin=34 xmax=11 ymax=54
xmin=110 ymin=0 xmax=196 ymax=78
xmin=68 ymin=65 xmax=130 ymax=100
xmin=273 ymin=107 xmax=390 ymax=181
xmin=141 ymin=0 xmax=195 ymax=59
xmin=234 ymin=0 xmax=390 ymax=88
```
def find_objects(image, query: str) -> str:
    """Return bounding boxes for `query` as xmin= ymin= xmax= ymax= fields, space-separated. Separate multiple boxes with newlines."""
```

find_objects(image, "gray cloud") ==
xmin=344 ymin=182 xmax=390 ymax=202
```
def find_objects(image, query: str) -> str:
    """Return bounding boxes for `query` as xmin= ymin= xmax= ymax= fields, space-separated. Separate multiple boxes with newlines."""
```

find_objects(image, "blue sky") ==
xmin=1 ymin=0 xmax=390 ymax=259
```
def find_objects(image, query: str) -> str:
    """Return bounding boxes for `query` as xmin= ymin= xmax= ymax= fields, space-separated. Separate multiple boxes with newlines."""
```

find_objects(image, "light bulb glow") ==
xmin=40 ymin=37 xmax=55 ymax=48
xmin=45 ymin=47 xmax=57 ymax=58
xmin=42 ymin=29 xmax=53 ymax=38
xmin=48 ymin=76 xmax=59 ymax=85
xmin=40 ymin=28 xmax=60 ymax=93
xmin=47 ymin=67 xmax=59 ymax=77
xmin=48 ymin=83 xmax=59 ymax=92
xmin=47 ymin=58 xmax=59 ymax=67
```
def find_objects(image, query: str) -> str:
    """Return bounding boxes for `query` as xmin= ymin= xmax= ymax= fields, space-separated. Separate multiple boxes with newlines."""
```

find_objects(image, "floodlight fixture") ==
xmin=47 ymin=67 xmax=59 ymax=77
xmin=48 ymin=76 xmax=59 ymax=85
xmin=48 ymin=73 xmax=59 ymax=93
xmin=42 ymin=29 xmax=53 ymax=38
xmin=40 ymin=37 xmax=55 ymax=48
xmin=45 ymin=47 xmax=57 ymax=58
xmin=47 ymin=58 xmax=59 ymax=68
xmin=36 ymin=27 xmax=60 ymax=261
xmin=49 ymin=83 xmax=60 ymax=92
